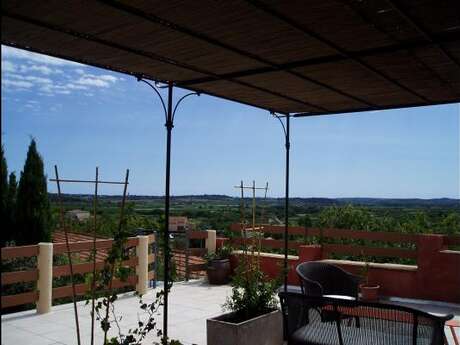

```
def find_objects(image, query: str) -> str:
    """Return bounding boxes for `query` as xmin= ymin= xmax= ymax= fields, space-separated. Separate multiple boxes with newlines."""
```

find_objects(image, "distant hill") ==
xmin=49 ymin=193 xmax=459 ymax=208
xmin=336 ymin=197 xmax=459 ymax=207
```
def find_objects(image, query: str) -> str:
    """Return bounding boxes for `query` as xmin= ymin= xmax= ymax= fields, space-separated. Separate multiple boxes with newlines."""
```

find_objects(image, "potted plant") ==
xmin=206 ymin=257 xmax=283 ymax=345
xmin=359 ymin=260 xmax=380 ymax=301
xmin=205 ymin=245 xmax=232 ymax=285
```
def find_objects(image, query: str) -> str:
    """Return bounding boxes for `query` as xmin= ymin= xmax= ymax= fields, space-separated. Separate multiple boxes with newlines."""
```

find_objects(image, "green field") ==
xmin=49 ymin=194 xmax=460 ymax=239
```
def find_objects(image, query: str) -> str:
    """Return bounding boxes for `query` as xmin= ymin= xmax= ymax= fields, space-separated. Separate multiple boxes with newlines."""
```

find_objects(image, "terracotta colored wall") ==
xmin=377 ymin=269 xmax=418 ymax=299
xmin=298 ymin=245 xmax=322 ymax=262
xmin=416 ymin=235 xmax=460 ymax=303
xmin=329 ymin=263 xmax=418 ymax=300
xmin=216 ymin=237 xmax=228 ymax=249
xmin=230 ymin=252 xmax=299 ymax=285
xmin=227 ymin=235 xmax=460 ymax=303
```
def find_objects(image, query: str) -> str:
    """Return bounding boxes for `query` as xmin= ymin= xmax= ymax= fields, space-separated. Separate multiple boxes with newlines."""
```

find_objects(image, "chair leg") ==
xmin=355 ymin=316 xmax=360 ymax=328
xmin=451 ymin=325 xmax=459 ymax=345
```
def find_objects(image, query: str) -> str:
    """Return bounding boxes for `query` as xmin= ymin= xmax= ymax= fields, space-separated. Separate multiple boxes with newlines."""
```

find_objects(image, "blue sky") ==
xmin=2 ymin=45 xmax=459 ymax=198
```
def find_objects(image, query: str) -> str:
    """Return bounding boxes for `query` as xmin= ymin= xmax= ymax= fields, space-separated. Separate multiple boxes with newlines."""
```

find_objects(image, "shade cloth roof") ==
xmin=2 ymin=0 xmax=460 ymax=115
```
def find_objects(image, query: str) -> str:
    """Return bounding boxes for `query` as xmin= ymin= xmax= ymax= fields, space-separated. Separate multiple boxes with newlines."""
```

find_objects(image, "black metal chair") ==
xmin=296 ymin=261 xmax=362 ymax=327
xmin=279 ymin=292 xmax=452 ymax=345
xmin=296 ymin=261 xmax=361 ymax=298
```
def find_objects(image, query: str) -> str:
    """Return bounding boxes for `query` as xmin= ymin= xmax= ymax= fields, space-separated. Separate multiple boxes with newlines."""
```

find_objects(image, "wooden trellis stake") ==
xmin=234 ymin=181 xmax=269 ymax=268
xmin=50 ymin=167 xmax=129 ymax=345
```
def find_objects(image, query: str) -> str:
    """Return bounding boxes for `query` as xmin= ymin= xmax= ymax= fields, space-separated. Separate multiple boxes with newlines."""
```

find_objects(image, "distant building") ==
xmin=66 ymin=209 xmax=91 ymax=222
xmin=244 ymin=226 xmax=264 ymax=238
xmin=169 ymin=216 xmax=189 ymax=232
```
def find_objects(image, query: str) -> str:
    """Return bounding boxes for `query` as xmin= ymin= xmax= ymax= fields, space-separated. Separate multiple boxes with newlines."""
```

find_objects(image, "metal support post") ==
xmin=271 ymin=112 xmax=290 ymax=291
xmin=272 ymin=112 xmax=291 ymax=341
xmin=284 ymin=114 xmax=290 ymax=292
xmin=137 ymin=77 xmax=199 ymax=342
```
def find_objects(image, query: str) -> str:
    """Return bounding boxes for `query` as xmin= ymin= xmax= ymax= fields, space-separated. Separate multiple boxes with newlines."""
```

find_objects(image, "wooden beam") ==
xmin=2 ymin=291 xmax=38 ymax=308
xmin=1 ymin=245 xmax=39 ymax=259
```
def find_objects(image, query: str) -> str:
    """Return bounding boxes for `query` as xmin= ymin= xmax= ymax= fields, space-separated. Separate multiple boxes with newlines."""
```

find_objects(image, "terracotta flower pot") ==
xmin=360 ymin=283 xmax=380 ymax=301
xmin=207 ymin=258 xmax=231 ymax=285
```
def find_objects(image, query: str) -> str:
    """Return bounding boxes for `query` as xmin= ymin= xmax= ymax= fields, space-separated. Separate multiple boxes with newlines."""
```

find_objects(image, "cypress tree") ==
xmin=16 ymin=139 xmax=51 ymax=245
xmin=5 ymin=172 xmax=18 ymax=244
xmin=1 ymin=146 xmax=8 ymax=246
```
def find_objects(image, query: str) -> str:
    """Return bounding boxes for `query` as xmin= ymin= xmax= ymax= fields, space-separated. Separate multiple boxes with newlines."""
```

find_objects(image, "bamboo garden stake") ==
xmin=103 ymin=169 xmax=130 ymax=344
xmin=234 ymin=180 xmax=269 ymax=270
xmin=53 ymin=165 xmax=82 ymax=345
xmin=50 ymin=167 xmax=130 ymax=345
xmin=90 ymin=167 xmax=99 ymax=345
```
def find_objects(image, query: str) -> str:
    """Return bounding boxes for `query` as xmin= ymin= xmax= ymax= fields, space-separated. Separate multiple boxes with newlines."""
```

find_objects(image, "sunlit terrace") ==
xmin=2 ymin=226 xmax=460 ymax=344
xmin=2 ymin=0 xmax=460 ymax=344
xmin=2 ymin=279 xmax=460 ymax=345
xmin=2 ymin=281 xmax=231 ymax=345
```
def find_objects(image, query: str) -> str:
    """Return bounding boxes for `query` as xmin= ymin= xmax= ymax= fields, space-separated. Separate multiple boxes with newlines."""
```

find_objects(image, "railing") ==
xmin=228 ymin=224 xmax=458 ymax=263
xmin=171 ymin=230 xmax=215 ymax=280
xmin=444 ymin=234 xmax=460 ymax=247
xmin=1 ymin=245 xmax=40 ymax=309
xmin=1 ymin=234 xmax=155 ymax=313
xmin=226 ymin=224 xmax=460 ymax=303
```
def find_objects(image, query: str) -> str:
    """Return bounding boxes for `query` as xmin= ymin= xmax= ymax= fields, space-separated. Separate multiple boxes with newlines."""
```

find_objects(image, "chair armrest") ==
xmin=348 ymin=272 xmax=362 ymax=285
xmin=432 ymin=313 xmax=454 ymax=322
xmin=298 ymin=275 xmax=324 ymax=296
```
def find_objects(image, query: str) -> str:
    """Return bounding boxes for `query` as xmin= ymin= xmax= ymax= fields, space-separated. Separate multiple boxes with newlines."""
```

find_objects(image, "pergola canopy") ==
xmin=3 ymin=2 xmax=460 ymax=341
xmin=2 ymin=0 xmax=460 ymax=115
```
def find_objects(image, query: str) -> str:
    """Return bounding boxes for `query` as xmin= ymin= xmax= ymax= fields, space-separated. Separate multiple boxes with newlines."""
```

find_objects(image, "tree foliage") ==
xmin=5 ymin=172 xmax=18 ymax=244
xmin=316 ymin=204 xmax=460 ymax=235
xmin=15 ymin=139 xmax=51 ymax=245
xmin=1 ymin=146 xmax=9 ymax=246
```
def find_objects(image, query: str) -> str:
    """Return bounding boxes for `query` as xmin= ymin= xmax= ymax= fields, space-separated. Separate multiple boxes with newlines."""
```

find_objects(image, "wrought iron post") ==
xmin=137 ymin=77 xmax=199 ymax=341
xmin=272 ymin=112 xmax=290 ymax=292
xmin=284 ymin=114 xmax=290 ymax=292
xmin=163 ymin=81 xmax=173 ymax=340
xmin=272 ymin=112 xmax=290 ymax=341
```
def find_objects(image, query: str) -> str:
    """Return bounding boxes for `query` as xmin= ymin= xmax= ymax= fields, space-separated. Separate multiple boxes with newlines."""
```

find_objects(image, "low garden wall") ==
xmin=220 ymin=225 xmax=460 ymax=303
xmin=1 ymin=234 xmax=156 ymax=313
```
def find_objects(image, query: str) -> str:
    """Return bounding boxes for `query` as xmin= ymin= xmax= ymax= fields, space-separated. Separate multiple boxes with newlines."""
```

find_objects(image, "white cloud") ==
xmin=2 ymin=58 xmax=62 ymax=76
xmin=65 ymin=83 xmax=88 ymax=90
xmin=2 ymin=79 xmax=34 ymax=88
xmin=2 ymin=60 xmax=16 ymax=73
xmin=26 ymin=65 xmax=53 ymax=74
xmin=39 ymin=84 xmax=65 ymax=94
xmin=76 ymin=73 xmax=118 ymax=88
xmin=29 ymin=76 xmax=52 ymax=84
xmin=19 ymin=64 xmax=63 ymax=75
xmin=1 ymin=46 xmax=121 ymax=96
xmin=13 ymin=75 xmax=52 ymax=84
xmin=99 ymin=75 xmax=118 ymax=82
xmin=77 ymin=77 xmax=110 ymax=87
xmin=39 ymin=82 xmax=87 ymax=95
xmin=1 ymin=45 xmax=82 ymax=66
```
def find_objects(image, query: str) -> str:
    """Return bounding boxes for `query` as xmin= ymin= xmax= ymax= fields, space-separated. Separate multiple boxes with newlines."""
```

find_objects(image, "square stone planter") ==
xmin=207 ymin=309 xmax=283 ymax=345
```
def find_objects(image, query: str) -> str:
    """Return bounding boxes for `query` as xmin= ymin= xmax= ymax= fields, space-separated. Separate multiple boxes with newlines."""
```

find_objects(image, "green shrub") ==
xmin=223 ymin=260 xmax=279 ymax=322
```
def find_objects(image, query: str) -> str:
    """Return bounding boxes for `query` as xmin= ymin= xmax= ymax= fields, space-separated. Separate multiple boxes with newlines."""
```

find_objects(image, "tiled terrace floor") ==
xmin=2 ymin=280 xmax=460 ymax=345
xmin=1 ymin=280 xmax=231 ymax=345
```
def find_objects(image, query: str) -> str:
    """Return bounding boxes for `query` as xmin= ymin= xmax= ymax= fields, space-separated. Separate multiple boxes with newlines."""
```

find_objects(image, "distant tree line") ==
xmin=299 ymin=204 xmax=460 ymax=235
xmin=1 ymin=139 xmax=51 ymax=246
